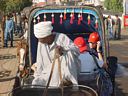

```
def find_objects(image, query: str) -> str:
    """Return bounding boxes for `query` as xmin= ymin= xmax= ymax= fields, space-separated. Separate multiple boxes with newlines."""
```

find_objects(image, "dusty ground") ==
xmin=109 ymin=28 xmax=128 ymax=96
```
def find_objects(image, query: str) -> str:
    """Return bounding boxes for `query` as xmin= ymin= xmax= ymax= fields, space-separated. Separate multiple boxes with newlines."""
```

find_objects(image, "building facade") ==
xmin=32 ymin=0 xmax=105 ymax=5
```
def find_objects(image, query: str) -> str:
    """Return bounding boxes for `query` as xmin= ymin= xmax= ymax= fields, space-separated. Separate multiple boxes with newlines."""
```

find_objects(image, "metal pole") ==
xmin=122 ymin=0 xmax=126 ymax=28
xmin=123 ymin=0 xmax=126 ymax=15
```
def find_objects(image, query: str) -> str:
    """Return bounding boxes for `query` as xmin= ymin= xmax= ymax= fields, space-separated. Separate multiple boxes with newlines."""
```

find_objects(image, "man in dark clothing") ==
xmin=114 ymin=15 xmax=121 ymax=40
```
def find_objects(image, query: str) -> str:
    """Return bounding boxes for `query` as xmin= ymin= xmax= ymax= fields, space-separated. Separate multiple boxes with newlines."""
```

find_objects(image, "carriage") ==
xmin=10 ymin=3 xmax=118 ymax=96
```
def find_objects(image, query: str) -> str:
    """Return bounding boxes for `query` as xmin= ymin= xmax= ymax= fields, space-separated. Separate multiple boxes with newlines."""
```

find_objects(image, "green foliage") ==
xmin=0 ymin=0 xmax=32 ymax=13
xmin=6 ymin=0 xmax=20 ymax=13
xmin=0 ymin=0 xmax=7 ymax=12
xmin=104 ymin=0 xmax=123 ymax=12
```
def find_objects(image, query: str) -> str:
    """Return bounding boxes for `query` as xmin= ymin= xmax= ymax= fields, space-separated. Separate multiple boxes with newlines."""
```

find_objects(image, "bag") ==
xmin=91 ymin=55 xmax=113 ymax=96
xmin=97 ymin=68 xmax=113 ymax=96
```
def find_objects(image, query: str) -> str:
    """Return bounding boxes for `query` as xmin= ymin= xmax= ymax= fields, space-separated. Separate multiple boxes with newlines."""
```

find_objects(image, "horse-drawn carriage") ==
xmin=11 ymin=3 xmax=118 ymax=96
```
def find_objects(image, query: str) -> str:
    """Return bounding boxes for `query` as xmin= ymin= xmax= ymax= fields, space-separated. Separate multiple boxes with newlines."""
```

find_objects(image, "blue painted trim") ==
xmin=34 ymin=9 xmax=98 ymax=18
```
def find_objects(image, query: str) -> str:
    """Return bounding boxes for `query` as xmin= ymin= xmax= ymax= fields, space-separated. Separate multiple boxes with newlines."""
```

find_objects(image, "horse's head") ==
xmin=16 ymin=40 xmax=28 ymax=72
xmin=16 ymin=40 xmax=28 ymax=55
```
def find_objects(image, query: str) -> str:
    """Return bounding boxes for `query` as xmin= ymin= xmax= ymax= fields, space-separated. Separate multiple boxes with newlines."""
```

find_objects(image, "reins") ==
xmin=43 ymin=47 xmax=64 ymax=96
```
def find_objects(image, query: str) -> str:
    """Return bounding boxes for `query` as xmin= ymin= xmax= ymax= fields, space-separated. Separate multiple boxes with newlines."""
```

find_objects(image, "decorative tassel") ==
xmin=72 ymin=13 xmax=75 ymax=20
xmin=37 ymin=16 xmax=40 ymax=23
xmin=33 ymin=18 xmax=36 ymax=24
xmin=70 ymin=13 xmax=73 ymax=24
xmin=95 ymin=19 xmax=98 ymax=29
xmin=80 ymin=14 xmax=83 ymax=21
xmin=44 ymin=13 xmax=46 ymax=21
xmin=60 ymin=13 xmax=63 ymax=24
xmin=78 ymin=13 xmax=81 ymax=25
xmin=88 ymin=14 xmax=91 ymax=25
xmin=80 ymin=8 xmax=83 ymax=21
xmin=51 ymin=13 xmax=54 ymax=24
xmin=72 ymin=9 xmax=75 ymax=20
xmin=64 ymin=9 xmax=66 ymax=20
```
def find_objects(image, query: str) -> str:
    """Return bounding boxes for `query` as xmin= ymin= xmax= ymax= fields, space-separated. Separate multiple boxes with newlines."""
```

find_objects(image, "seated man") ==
xmin=74 ymin=37 xmax=106 ymax=82
xmin=32 ymin=21 xmax=80 ymax=87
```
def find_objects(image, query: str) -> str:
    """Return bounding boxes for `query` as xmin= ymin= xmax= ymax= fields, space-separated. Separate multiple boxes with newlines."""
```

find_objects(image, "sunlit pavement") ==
xmin=0 ymin=35 xmax=19 ymax=96
xmin=110 ymin=28 xmax=128 ymax=64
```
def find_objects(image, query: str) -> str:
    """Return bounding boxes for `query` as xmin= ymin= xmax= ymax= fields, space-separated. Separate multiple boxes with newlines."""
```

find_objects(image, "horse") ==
xmin=16 ymin=39 xmax=29 ymax=78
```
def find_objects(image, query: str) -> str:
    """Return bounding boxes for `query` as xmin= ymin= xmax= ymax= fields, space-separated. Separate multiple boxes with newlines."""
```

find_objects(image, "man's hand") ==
xmin=9 ymin=29 xmax=12 ymax=33
xmin=56 ymin=46 xmax=63 ymax=56
xmin=96 ymin=41 xmax=101 ymax=52
xmin=103 ymin=63 xmax=108 ymax=69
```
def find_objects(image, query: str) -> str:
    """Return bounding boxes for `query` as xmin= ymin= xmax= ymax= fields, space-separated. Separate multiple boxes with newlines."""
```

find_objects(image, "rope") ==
xmin=57 ymin=52 xmax=64 ymax=96
xmin=42 ymin=48 xmax=59 ymax=96
xmin=43 ymin=47 xmax=64 ymax=96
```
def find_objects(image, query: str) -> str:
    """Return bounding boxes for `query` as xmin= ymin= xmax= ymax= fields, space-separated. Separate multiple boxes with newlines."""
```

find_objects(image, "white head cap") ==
xmin=34 ymin=21 xmax=53 ymax=38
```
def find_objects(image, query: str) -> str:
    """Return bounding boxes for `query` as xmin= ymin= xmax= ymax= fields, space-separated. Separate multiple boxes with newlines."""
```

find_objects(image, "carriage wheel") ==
xmin=96 ymin=75 xmax=103 ymax=95
xmin=65 ymin=85 xmax=98 ymax=96
xmin=68 ymin=90 xmax=97 ymax=96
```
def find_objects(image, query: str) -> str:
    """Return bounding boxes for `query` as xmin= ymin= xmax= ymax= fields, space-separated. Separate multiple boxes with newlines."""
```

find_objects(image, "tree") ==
xmin=0 ymin=0 xmax=32 ymax=14
xmin=104 ymin=0 xmax=123 ymax=12
xmin=0 ymin=0 xmax=7 ymax=12
xmin=6 ymin=0 xmax=19 ymax=13
xmin=6 ymin=0 xmax=32 ymax=13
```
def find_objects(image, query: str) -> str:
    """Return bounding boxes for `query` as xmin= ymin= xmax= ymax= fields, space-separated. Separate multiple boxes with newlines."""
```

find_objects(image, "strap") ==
xmin=92 ymin=54 xmax=110 ymax=75
xmin=57 ymin=52 xmax=64 ymax=96
xmin=43 ymin=47 xmax=64 ymax=96
xmin=91 ymin=55 xmax=101 ymax=69
xmin=43 ymin=48 xmax=58 ymax=96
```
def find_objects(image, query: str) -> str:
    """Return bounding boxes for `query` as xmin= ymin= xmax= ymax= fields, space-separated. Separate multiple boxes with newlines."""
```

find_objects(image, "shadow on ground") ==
xmin=115 ymin=82 xmax=128 ymax=96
